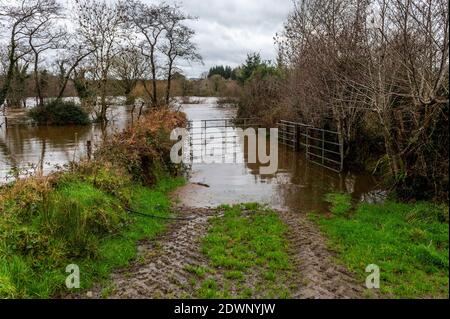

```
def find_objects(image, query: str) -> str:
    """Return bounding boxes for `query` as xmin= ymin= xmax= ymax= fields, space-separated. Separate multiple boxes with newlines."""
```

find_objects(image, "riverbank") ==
xmin=311 ymin=194 xmax=449 ymax=298
xmin=0 ymin=164 xmax=184 ymax=298
xmin=0 ymin=108 xmax=187 ymax=298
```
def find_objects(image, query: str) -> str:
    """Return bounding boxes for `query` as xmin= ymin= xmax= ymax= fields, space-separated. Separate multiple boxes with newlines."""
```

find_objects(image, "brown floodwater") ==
xmin=0 ymin=102 xmax=133 ymax=182
xmin=176 ymin=98 xmax=383 ymax=212
xmin=0 ymin=97 xmax=383 ymax=212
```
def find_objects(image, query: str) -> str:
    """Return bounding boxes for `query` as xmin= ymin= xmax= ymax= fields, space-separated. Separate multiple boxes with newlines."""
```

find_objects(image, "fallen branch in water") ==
xmin=192 ymin=182 xmax=210 ymax=188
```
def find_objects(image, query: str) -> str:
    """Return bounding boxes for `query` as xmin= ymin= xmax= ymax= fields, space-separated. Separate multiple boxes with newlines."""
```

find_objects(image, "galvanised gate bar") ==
xmin=277 ymin=120 xmax=344 ymax=173
xmin=186 ymin=118 xmax=344 ymax=173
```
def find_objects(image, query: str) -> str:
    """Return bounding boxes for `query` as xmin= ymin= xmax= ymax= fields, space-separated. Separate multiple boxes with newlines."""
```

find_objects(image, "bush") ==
xmin=29 ymin=100 xmax=90 ymax=125
xmin=0 ymin=163 xmax=184 ymax=297
xmin=95 ymin=107 xmax=187 ymax=185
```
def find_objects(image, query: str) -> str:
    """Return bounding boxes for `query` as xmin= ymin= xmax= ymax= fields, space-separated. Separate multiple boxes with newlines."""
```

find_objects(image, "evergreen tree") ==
xmin=237 ymin=53 xmax=280 ymax=84
xmin=207 ymin=65 xmax=234 ymax=79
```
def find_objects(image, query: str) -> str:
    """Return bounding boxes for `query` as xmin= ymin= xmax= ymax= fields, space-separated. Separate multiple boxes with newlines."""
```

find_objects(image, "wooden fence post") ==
xmin=306 ymin=127 xmax=310 ymax=159
xmin=86 ymin=140 xmax=92 ymax=161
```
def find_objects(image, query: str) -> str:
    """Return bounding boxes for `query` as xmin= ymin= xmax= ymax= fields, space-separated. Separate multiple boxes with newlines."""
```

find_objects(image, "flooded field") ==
xmin=0 ymin=99 xmax=133 ymax=181
xmin=0 ymin=97 xmax=381 ymax=212
xmin=178 ymin=98 xmax=382 ymax=212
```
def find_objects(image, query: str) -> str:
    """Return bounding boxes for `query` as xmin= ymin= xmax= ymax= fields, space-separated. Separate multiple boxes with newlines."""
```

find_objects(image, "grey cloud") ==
xmin=106 ymin=0 xmax=293 ymax=77
xmin=160 ymin=0 xmax=293 ymax=77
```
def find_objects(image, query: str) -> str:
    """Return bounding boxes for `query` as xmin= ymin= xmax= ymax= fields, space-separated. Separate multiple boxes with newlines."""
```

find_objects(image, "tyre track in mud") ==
xmin=85 ymin=207 xmax=365 ymax=299
xmin=279 ymin=210 xmax=365 ymax=299
xmin=91 ymin=207 xmax=217 ymax=299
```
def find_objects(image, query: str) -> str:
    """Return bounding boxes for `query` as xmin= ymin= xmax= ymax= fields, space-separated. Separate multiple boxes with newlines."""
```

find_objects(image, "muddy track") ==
xmin=279 ymin=211 xmax=365 ymax=299
xmin=91 ymin=207 xmax=217 ymax=299
xmin=86 ymin=207 xmax=365 ymax=299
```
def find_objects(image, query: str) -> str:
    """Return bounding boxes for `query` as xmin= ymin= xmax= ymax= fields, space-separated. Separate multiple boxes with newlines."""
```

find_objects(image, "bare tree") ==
xmin=74 ymin=0 xmax=125 ymax=122
xmin=161 ymin=8 xmax=202 ymax=104
xmin=363 ymin=0 xmax=449 ymax=196
xmin=277 ymin=0 xmax=449 ymax=198
xmin=24 ymin=0 xmax=64 ymax=106
xmin=54 ymin=35 xmax=95 ymax=100
xmin=124 ymin=0 xmax=171 ymax=106
xmin=0 ymin=0 xmax=55 ymax=108
xmin=111 ymin=45 xmax=148 ymax=105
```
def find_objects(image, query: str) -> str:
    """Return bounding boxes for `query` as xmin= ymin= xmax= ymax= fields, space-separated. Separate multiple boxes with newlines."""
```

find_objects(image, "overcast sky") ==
xmin=157 ymin=0 xmax=294 ymax=78
xmin=58 ymin=0 xmax=293 ymax=78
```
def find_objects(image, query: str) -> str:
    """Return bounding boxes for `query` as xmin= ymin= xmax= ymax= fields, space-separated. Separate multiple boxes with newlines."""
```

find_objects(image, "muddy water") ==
xmin=177 ymin=98 xmax=382 ymax=212
xmin=0 ymin=102 xmax=134 ymax=182
xmin=0 ymin=97 xmax=381 ymax=212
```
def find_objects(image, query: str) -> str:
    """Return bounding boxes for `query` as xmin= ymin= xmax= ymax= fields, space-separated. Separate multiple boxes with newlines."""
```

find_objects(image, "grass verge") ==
xmin=311 ymin=193 xmax=449 ymax=298
xmin=0 ymin=167 xmax=184 ymax=298
xmin=1 ymin=108 xmax=186 ymax=298
xmin=189 ymin=203 xmax=295 ymax=298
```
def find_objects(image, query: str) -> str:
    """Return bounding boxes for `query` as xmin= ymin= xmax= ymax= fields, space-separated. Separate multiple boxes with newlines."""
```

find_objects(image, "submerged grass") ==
xmin=312 ymin=193 xmax=449 ymax=298
xmin=193 ymin=204 xmax=293 ymax=299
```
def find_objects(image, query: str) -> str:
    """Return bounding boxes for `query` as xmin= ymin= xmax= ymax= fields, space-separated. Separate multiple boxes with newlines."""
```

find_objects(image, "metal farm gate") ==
xmin=186 ymin=118 xmax=261 ymax=160
xmin=185 ymin=118 xmax=344 ymax=173
xmin=277 ymin=120 xmax=344 ymax=173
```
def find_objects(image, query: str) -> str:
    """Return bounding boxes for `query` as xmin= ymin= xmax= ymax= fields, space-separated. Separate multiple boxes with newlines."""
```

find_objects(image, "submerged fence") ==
xmin=185 ymin=118 xmax=344 ymax=173
xmin=277 ymin=120 xmax=344 ymax=173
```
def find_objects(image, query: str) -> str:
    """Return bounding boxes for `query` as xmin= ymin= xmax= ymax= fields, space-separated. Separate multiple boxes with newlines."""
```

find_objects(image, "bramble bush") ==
xmin=95 ymin=107 xmax=187 ymax=185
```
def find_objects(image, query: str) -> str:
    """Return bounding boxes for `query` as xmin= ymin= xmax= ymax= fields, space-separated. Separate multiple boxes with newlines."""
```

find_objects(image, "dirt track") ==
xmin=85 ymin=206 xmax=365 ymax=299
xmin=278 ymin=210 xmax=364 ymax=298
xmin=91 ymin=207 xmax=215 ymax=298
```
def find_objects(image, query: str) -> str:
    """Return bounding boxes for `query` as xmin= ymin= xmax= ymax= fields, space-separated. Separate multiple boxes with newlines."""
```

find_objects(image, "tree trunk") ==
xmin=165 ymin=60 xmax=173 ymax=105
xmin=150 ymin=47 xmax=157 ymax=107
xmin=0 ymin=37 xmax=17 ymax=108
xmin=378 ymin=111 xmax=404 ymax=177
xmin=99 ymin=77 xmax=108 ymax=123
xmin=57 ymin=51 xmax=94 ymax=100
xmin=34 ymin=55 xmax=44 ymax=107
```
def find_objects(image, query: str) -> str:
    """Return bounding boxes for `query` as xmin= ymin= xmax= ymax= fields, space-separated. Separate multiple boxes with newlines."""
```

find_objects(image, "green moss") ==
xmin=312 ymin=199 xmax=449 ymax=298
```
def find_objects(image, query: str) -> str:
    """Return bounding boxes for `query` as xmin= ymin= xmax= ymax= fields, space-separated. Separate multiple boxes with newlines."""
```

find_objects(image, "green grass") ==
xmin=312 ymin=193 xmax=449 ymax=298
xmin=184 ymin=265 xmax=211 ymax=278
xmin=0 ymin=169 xmax=184 ymax=298
xmin=324 ymin=193 xmax=352 ymax=215
xmin=76 ymin=178 xmax=184 ymax=292
xmin=193 ymin=203 xmax=293 ymax=298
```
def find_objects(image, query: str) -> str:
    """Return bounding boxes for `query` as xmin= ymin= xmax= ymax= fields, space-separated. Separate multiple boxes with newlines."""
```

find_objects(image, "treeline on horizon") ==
xmin=0 ymin=72 xmax=241 ymax=104
xmin=0 ymin=60 xmax=263 ymax=107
